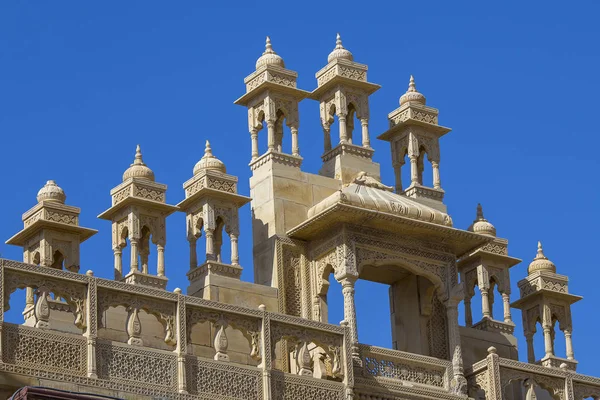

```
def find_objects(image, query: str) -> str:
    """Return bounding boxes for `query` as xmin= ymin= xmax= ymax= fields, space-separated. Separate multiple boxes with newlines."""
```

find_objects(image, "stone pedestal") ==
xmin=122 ymin=270 xmax=168 ymax=290
xmin=319 ymin=143 xmax=379 ymax=185
xmin=402 ymin=184 xmax=446 ymax=213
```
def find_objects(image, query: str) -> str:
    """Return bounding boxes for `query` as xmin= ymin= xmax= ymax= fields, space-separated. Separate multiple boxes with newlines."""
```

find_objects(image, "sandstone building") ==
xmin=0 ymin=35 xmax=597 ymax=400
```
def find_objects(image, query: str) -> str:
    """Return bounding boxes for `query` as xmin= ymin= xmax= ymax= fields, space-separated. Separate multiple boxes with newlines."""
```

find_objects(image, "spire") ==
xmin=256 ymin=36 xmax=285 ymax=69
xmin=528 ymin=241 xmax=556 ymax=274
xmin=328 ymin=32 xmax=354 ymax=62
xmin=133 ymin=144 xmax=144 ymax=165
xmin=204 ymin=140 xmax=214 ymax=158
xmin=476 ymin=203 xmax=484 ymax=220
xmin=399 ymin=75 xmax=426 ymax=106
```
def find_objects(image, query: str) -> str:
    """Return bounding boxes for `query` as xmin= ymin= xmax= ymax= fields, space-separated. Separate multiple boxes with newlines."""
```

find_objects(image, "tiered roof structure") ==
xmin=0 ymin=34 xmax=595 ymax=400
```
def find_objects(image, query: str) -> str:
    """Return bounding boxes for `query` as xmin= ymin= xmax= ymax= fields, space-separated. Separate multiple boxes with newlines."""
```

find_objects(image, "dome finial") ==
xmin=204 ymin=140 xmax=213 ymax=157
xmin=476 ymin=203 xmax=484 ymax=220
xmin=134 ymin=144 xmax=143 ymax=165
xmin=328 ymin=32 xmax=353 ymax=62
xmin=256 ymin=36 xmax=285 ymax=69
xmin=528 ymin=240 xmax=556 ymax=274
xmin=400 ymin=75 xmax=426 ymax=105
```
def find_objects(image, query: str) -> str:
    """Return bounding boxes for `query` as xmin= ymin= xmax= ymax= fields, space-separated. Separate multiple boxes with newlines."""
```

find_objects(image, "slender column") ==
xmin=130 ymin=239 xmax=139 ymax=273
xmin=205 ymin=229 xmax=215 ymax=261
xmin=525 ymin=333 xmax=535 ymax=363
xmin=464 ymin=296 xmax=473 ymax=327
xmin=266 ymin=121 xmax=275 ymax=151
xmin=393 ymin=163 xmax=402 ymax=194
xmin=25 ymin=287 xmax=34 ymax=308
xmin=486 ymin=347 xmax=503 ymax=400
xmin=340 ymin=277 xmax=359 ymax=360
xmin=113 ymin=247 xmax=122 ymax=280
xmin=174 ymin=289 xmax=188 ymax=394
xmin=481 ymin=289 xmax=491 ymax=318
xmin=338 ymin=115 xmax=348 ymax=144
xmin=432 ymin=161 xmax=441 ymax=189
xmin=189 ymin=238 xmax=197 ymax=269
xmin=157 ymin=244 xmax=165 ymax=277
xmin=360 ymin=118 xmax=370 ymax=148
xmin=446 ymin=302 xmax=467 ymax=395
xmin=543 ymin=325 xmax=554 ymax=357
xmin=250 ymin=129 xmax=259 ymax=160
xmin=323 ymin=125 xmax=332 ymax=152
xmin=502 ymin=293 xmax=512 ymax=323
xmin=409 ymin=155 xmax=419 ymax=185
xmin=85 ymin=272 xmax=98 ymax=378
xmin=258 ymin=304 xmax=271 ymax=400
xmin=140 ymin=248 xmax=149 ymax=274
xmin=230 ymin=234 xmax=239 ymax=265
xmin=291 ymin=126 xmax=299 ymax=156
xmin=565 ymin=330 xmax=574 ymax=360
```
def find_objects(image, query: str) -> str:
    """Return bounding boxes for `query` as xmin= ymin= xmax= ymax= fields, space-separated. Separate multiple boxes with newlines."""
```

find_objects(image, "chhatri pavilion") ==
xmin=0 ymin=35 xmax=595 ymax=400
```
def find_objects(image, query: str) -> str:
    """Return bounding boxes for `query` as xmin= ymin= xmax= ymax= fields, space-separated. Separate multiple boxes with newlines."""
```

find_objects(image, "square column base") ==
xmin=320 ymin=143 xmax=379 ymax=185
xmin=538 ymin=354 xmax=578 ymax=371
xmin=402 ymin=184 xmax=446 ymax=213
xmin=187 ymin=260 xmax=243 ymax=297
xmin=472 ymin=318 xmax=515 ymax=334
xmin=122 ymin=270 xmax=168 ymax=290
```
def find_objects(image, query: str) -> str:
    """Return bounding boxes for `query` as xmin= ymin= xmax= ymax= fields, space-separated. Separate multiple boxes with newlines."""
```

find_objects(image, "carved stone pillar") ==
xmin=85 ymin=272 xmax=97 ymax=378
xmin=25 ymin=287 xmax=34 ymax=308
xmin=432 ymin=161 xmax=441 ymax=189
xmin=338 ymin=115 xmax=348 ymax=144
xmin=480 ymin=289 xmax=491 ymax=319
xmin=565 ymin=330 xmax=574 ymax=360
xmin=157 ymin=244 xmax=165 ymax=277
xmin=446 ymin=302 xmax=467 ymax=395
xmin=464 ymin=296 xmax=473 ymax=327
xmin=130 ymin=239 xmax=139 ymax=273
xmin=393 ymin=163 xmax=402 ymax=194
xmin=205 ymin=229 xmax=215 ymax=261
xmin=340 ymin=277 xmax=359 ymax=360
xmin=230 ymin=234 xmax=239 ymax=265
xmin=250 ymin=129 xmax=259 ymax=160
xmin=140 ymin=245 xmax=149 ymax=274
xmin=113 ymin=247 xmax=122 ymax=280
xmin=360 ymin=118 xmax=370 ymax=148
xmin=486 ymin=347 xmax=503 ymax=399
xmin=189 ymin=237 xmax=197 ymax=269
xmin=174 ymin=288 xmax=188 ymax=394
xmin=409 ymin=155 xmax=418 ymax=185
xmin=258 ymin=304 xmax=271 ymax=400
xmin=543 ymin=325 xmax=553 ymax=357
xmin=502 ymin=293 xmax=512 ymax=323
xmin=525 ymin=333 xmax=535 ymax=363
xmin=323 ymin=125 xmax=332 ymax=152
xmin=291 ymin=126 xmax=299 ymax=156
xmin=266 ymin=121 xmax=275 ymax=151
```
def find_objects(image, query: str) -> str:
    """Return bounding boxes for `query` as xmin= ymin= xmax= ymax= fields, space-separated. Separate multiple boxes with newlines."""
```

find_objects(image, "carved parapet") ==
xmin=321 ymin=142 xmax=375 ymax=163
xmin=188 ymin=260 xmax=243 ymax=282
xmin=122 ymin=270 xmax=168 ymax=290
xmin=471 ymin=318 xmax=515 ymax=335
xmin=315 ymin=58 xmax=368 ymax=87
xmin=249 ymin=150 xmax=303 ymax=171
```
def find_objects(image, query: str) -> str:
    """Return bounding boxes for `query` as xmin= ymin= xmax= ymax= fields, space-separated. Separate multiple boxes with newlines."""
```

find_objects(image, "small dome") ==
xmin=399 ymin=75 xmax=426 ymax=106
xmin=194 ymin=141 xmax=226 ymax=175
xmin=256 ymin=36 xmax=285 ymax=69
xmin=467 ymin=203 xmax=496 ymax=237
xmin=37 ymin=180 xmax=66 ymax=203
xmin=327 ymin=33 xmax=353 ymax=63
xmin=528 ymin=241 xmax=556 ymax=274
xmin=122 ymin=145 xmax=155 ymax=182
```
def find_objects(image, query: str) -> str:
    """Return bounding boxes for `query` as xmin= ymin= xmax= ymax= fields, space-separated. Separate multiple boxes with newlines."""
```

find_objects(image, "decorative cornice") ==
xmin=321 ymin=143 xmax=374 ymax=162
xmin=249 ymin=150 xmax=303 ymax=171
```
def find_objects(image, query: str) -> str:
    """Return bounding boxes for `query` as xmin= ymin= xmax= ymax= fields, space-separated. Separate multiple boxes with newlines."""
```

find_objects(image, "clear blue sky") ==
xmin=1 ymin=1 xmax=599 ymax=375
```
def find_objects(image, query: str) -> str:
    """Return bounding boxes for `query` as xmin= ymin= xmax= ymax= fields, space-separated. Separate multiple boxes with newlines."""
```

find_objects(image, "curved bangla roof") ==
xmin=308 ymin=172 xmax=453 ymax=227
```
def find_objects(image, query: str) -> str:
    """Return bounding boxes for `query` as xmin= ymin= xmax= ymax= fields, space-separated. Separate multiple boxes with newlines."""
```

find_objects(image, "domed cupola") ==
xmin=327 ymin=33 xmax=354 ymax=63
xmin=194 ymin=141 xmax=226 ymax=175
xmin=399 ymin=75 xmax=426 ymax=106
xmin=255 ymin=36 xmax=285 ymax=69
xmin=468 ymin=203 xmax=496 ymax=237
xmin=122 ymin=145 xmax=155 ymax=182
xmin=528 ymin=241 xmax=556 ymax=274
xmin=36 ymin=180 xmax=66 ymax=204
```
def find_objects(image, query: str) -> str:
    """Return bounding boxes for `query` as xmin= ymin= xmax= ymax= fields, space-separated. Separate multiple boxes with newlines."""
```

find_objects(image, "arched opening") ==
xmin=324 ymin=271 xmax=343 ymax=325
xmin=416 ymin=146 xmax=433 ymax=187
xmin=193 ymin=217 xmax=206 ymax=266
xmin=489 ymin=276 xmax=505 ymax=321
xmin=32 ymin=251 xmax=40 ymax=266
xmin=551 ymin=316 xmax=566 ymax=359
xmin=399 ymin=149 xmax=410 ymax=193
xmin=213 ymin=216 xmax=229 ymax=264
xmin=346 ymin=103 xmax=357 ymax=144
xmin=532 ymin=319 xmax=545 ymax=362
xmin=139 ymin=225 xmax=152 ymax=274
xmin=461 ymin=277 xmax=479 ymax=327
xmin=50 ymin=249 xmax=65 ymax=270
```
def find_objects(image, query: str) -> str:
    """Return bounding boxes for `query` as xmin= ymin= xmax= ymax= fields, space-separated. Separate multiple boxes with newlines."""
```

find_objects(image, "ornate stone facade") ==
xmin=0 ymin=34 xmax=595 ymax=400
